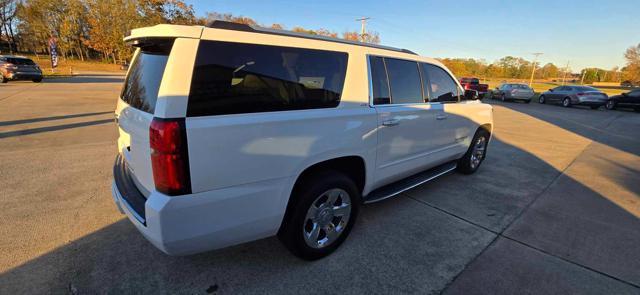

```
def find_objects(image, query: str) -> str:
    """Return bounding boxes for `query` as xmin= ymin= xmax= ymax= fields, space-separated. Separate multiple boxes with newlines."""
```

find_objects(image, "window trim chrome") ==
xmin=366 ymin=54 xmax=462 ymax=107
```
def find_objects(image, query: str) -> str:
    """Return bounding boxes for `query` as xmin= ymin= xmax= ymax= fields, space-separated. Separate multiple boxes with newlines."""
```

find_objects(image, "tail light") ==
xmin=149 ymin=118 xmax=191 ymax=196
xmin=2 ymin=63 xmax=17 ymax=70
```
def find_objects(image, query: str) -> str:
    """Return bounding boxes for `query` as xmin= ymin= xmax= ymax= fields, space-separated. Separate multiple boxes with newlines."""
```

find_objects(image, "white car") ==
xmin=112 ymin=21 xmax=493 ymax=260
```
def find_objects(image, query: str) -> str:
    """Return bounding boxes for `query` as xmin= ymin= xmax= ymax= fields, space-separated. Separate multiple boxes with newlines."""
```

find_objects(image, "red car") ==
xmin=459 ymin=77 xmax=488 ymax=96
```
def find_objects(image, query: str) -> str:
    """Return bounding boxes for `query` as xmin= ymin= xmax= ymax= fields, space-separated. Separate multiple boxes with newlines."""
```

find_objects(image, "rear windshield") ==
xmin=4 ymin=58 xmax=36 ymax=65
xmin=187 ymin=40 xmax=348 ymax=117
xmin=461 ymin=78 xmax=479 ymax=84
xmin=120 ymin=41 xmax=173 ymax=114
xmin=512 ymin=84 xmax=530 ymax=89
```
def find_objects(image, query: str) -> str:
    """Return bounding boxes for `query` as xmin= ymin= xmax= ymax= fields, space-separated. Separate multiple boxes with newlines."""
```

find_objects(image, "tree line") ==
xmin=0 ymin=0 xmax=638 ymax=83
xmin=437 ymin=56 xmax=637 ymax=84
xmin=0 ymin=0 xmax=379 ymax=65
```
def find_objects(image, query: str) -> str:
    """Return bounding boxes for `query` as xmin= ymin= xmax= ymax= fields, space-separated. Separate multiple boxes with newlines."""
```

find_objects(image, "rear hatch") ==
xmin=115 ymin=39 xmax=174 ymax=195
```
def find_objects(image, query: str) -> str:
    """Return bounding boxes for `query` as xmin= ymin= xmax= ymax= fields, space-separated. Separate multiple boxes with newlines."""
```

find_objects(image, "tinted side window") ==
xmin=7 ymin=58 xmax=36 ymax=65
xmin=385 ymin=58 xmax=423 ymax=104
xmin=121 ymin=45 xmax=172 ymax=114
xmin=370 ymin=56 xmax=390 ymax=105
xmin=422 ymin=63 xmax=460 ymax=103
xmin=188 ymin=41 xmax=348 ymax=117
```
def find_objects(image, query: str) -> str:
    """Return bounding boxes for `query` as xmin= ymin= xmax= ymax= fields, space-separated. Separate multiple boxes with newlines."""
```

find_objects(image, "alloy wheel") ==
xmin=470 ymin=136 xmax=487 ymax=169
xmin=303 ymin=188 xmax=352 ymax=249
xmin=606 ymin=100 xmax=615 ymax=110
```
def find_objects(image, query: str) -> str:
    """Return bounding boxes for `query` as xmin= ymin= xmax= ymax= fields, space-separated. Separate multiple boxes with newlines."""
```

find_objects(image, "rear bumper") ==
xmin=112 ymin=155 xmax=290 ymax=255
xmin=576 ymin=99 xmax=607 ymax=106
xmin=508 ymin=95 xmax=533 ymax=100
xmin=5 ymin=72 xmax=42 ymax=80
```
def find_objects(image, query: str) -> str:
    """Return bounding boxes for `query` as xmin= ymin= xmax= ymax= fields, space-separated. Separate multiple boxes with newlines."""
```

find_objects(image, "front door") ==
xmin=369 ymin=56 xmax=444 ymax=186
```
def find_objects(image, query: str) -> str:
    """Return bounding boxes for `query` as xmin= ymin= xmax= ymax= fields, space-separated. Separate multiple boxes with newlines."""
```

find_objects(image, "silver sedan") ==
xmin=490 ymin=83 xmax=535 ymax=103
xmin=538 ymin=86 xmax=608 ymax=109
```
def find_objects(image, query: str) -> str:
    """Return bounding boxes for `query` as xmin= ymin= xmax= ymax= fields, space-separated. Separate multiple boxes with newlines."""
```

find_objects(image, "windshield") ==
xmin=120 ymin=48 xmax=172 ymax=114
xmin=512 ymin=84 xmax=531 ymax=89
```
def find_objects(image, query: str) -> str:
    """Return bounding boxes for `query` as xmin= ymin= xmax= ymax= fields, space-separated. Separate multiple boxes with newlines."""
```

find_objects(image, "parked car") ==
xmin=620 ymin=80 xmax=638 ymax=88
xmin=0 ymin=55 xmax=43 ymax=83
xmin=605 ymin=89 xmax=640 ymax=112
xmin=112 ymin=21 xmax=493 ymax=260
xmin=459 ymin=77 xmax=489 ymax=97
xmin=490 ymin=83 xmax=535 ymax=103
xmin=538 ymin=85 xmax=607 ymax=109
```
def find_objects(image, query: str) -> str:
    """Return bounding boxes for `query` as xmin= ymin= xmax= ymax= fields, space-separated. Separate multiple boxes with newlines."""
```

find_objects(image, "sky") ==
xmin=184 ymin=0 xmax=640 ymax=71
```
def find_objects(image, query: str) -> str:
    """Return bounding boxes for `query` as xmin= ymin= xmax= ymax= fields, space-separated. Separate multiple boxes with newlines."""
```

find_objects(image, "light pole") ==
xmin=529 ymin=52 xmax=543 ymax=86
xmin=355 ymin=17 xmax=370 ymax=42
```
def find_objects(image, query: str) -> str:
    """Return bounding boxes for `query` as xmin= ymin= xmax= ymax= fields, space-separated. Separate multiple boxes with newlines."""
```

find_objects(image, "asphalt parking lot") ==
xmin=1 ymin=74 xmax=639 ymax=294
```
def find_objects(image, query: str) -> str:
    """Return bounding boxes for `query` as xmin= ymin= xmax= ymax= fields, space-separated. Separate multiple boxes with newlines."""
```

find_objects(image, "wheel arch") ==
xmin=278 ymin=156 xmax=366 ymax=232
xmin=478 ymin=123 xmax=493 ymax=139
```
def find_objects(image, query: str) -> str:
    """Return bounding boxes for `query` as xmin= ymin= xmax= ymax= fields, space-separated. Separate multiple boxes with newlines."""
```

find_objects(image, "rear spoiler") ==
xmin=124 ymin=24 xmax=203 ymax=43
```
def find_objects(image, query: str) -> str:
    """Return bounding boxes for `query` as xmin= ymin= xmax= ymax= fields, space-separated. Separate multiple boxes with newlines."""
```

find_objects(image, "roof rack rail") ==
xmin=206 ymin=20 xmax=417 ymax=55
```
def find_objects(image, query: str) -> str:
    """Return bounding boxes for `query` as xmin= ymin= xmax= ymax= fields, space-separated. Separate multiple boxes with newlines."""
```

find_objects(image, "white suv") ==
xmin=112 ymin=21 xmax=493 ymax=260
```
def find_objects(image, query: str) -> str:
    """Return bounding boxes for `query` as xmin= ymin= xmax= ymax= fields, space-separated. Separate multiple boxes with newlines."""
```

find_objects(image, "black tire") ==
xmin=562 ymin=97 xmax=571 ymax=107
xmin=457 ymin=128 xmax=490 ymax=175
xmin=32 ymin=78 xmax=42 ymax=83
xmin=278 ymin=170 xmax=360 ymax=260
xmin=590 ymin=105 xmax=600 ymax=110
xmin=501 ymin=94 xmax=506 ymax=102
xmin=1 ymin=75 xmax=7 ymax=83
xmin=634 ymin=107 xmax=640 ymax=113
xmin=605 ymin=100 xmax=616 ymax=110
xmin=538 ymin=95 xmax=545 ymax=104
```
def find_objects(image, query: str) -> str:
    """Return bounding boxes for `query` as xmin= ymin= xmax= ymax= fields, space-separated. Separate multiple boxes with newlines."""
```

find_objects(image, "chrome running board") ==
xmin=363 ymin=161 xmax=457 ymax=204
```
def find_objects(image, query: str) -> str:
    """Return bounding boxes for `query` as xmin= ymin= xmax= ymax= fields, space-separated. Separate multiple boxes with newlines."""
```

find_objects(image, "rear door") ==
xmin=115 ymin=39 xmax=174 ymax=193
xmin=371 ymin=56 xmax=443 ymax=185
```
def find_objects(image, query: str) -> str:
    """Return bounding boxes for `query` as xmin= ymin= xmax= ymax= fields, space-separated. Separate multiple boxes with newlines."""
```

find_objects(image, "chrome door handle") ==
xmin=382 ymin=119 xmax=400 ymax=126
xmin=436 ymin=115 xmax=448 ymax=120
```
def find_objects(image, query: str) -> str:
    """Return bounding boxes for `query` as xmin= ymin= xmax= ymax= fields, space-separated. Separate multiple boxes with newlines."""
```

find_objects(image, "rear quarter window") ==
xmin=187 ymin=41 xmax=348 ymax=117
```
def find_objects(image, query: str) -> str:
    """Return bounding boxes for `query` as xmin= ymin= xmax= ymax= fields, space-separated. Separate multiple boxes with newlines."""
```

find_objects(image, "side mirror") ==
xmin=548 ymin=89 xmax=554 ymax=92
xmin=495 ymin=87 xmax=499 ymax=90
xmin=464 ymin=89 xmax=479 ymax=100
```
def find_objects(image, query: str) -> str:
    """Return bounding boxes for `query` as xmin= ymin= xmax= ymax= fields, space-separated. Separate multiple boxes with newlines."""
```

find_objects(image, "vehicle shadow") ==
xmin=1 ymin=106 xmax=639 ymax=294
xmin=0 ymin=119 xmax=113 ymax=139
xmin=0 ymin=112 xmax=112 ymax=127
xmin=44 ymin=76 xmax=124 ymax=84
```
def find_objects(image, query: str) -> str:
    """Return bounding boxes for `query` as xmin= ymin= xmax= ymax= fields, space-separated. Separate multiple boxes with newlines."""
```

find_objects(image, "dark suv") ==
xmin=0 ymin=55 xmax=43 ymax=83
